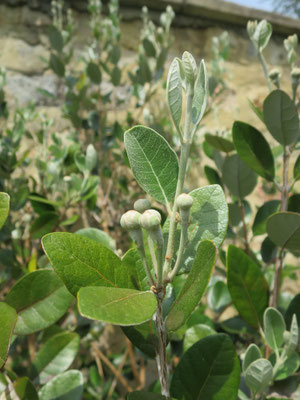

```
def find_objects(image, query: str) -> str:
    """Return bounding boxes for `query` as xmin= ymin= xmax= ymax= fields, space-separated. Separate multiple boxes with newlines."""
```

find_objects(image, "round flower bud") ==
xmin=134 ymin=198 xmax=151 ymax=214
xmin=291 ymin=67 xmax=300 ymax=79
xmin=176 ymin=193 xmax=193 ymax=210
xmin=283 ymin=330 xmax=290 ymax=344
xmin=140 ymin=209 xmax=161 ymax=230
xmin=247 ymin=20 xmax=257 ymax=39
xmin=269 ymin=68 xmax=281 ymax=80
xmin=120 ymin=210 xmax=141 ymax=231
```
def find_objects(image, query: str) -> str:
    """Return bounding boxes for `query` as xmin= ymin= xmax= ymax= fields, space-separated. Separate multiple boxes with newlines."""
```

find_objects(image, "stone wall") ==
xmin=0 ymin=0 xmax=299 ymax=131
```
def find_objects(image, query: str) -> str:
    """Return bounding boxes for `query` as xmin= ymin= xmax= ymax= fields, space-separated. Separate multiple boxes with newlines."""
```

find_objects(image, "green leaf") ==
xmin=124 ymin=126 xmax=178 ymax=204
xmin=30 ymin=212 xmax=59 ymax=239
xmin=109 ymin=44 xmax=121 ymax=64
xmin=204 ymin=133 xmax=234 ymax=153
xmin=228 ymin=201 xmax=251 ymax=228
xmin=166 ymin=240 xmax=217 ymax=332
xmin=0 ymin=302 xmax=17 ymax=369
xmin=285 ymin=293 xmax=300 ymax=328
xmin=111 ymin=66 xmax=121 ymax=86
xmin=38 ymin=370 xmax=83 ymax=400
xmin=207 ymin=280 xmax=231 ymax=312
xmin=222 ymin=154 xmax=257 ymax=199
xmin=253 ymin=20 xmax=272 ymax=50
xmin=183 ymin=324 xmax=216 ymax=352
xmin=294 ymin=154 xmax=300 ymax=181
xmin=267 ymin=212 xmax=300 ymax=252
xmin=85 ymin=144 xmax=97 ymax=171
xmin=273 ymin=352 xmax=300 ymax=381
xmin=165 ymin=185 xmax=228 ymax=272
xmin=232 ymin=121 xmax=275 ymax=181
xmin=252 ymin=200 xmax=281 ymax=236
xmin=32 ymin=332 xmax=80 ymax=384
xmin=248 ymin=98 xmax=264 ymax=122
xmin=138 ymin=54 xmax=152 ymax=84
xmin=261 ymin=236 xmax=277 ymax=263
xmin=49 ymin=53 xmax=65 ymax=77
xmin=42 ymin=232 xmax=137 ymax=296
xmin=242 ymin=344 xmax=261 ymax=372
xmin=286 ymin=314 xmax=298 ymax=355
xmin=48 ymin=26 xmax=63 ymax=53
xmin=264 ymin=307 xmax=286 ymax=351
xmin=75 ymin=227 xmax=116 ymax=251
xmin=122 ymin=320 xmax=157 ymax=358
xmin=78 ymin=286 xmax=156 ymax=326
xmin=0 ymin=192 xmax=9 ymax=230
xmin=4 ymin=377 xmax=38 ymax=400
xmin=244 ymin=358 xmax=273 ymax=394
xmin=143 ymin=38 xmax=156 ymax=58
xmin=227 ymin=245 xmax=269 ymax=328
xmin=5 ymin=270 xmax=73 ymax=335
xmin=127 ymin=393 xmax=167 ymax=400
xmin=170 ymin=334 xmax=241 ymax=400
xmin=182 ymin=51 xmax=197 ymax=85
xmin=204 ymin=165 xmax=222 ymax=187
xmin=167 ymin=59 xmax=182 ymax=134
xmin=263 ymin=90 xmax=300 ymax=146
xmin=288 ymin=194 xmax=300 ymax=213
xmin=121 ymin=248 xmax=149 ymax=291
xmin=87 ymin=62 xmax=101 ymax=84
xmin=192 ymin=60 xmax=207 ymax=126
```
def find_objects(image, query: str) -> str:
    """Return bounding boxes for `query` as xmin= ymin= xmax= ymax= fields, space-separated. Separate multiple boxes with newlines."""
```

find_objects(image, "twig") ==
xmin=125 ymin=338 xmax=141 ymax=386
xmin=107 ymin=348 xmax=129 ymax=400
xmin=91 ymin=344 xmax=133 ymax=393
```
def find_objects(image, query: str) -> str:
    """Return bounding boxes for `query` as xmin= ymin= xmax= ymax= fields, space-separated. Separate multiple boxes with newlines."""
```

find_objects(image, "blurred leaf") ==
xmin=267 ymin=212 xmax=300 ymax=252
xmin=30 ymin=212 xmax=59 ymax=239
xmin=222 ymin=154 xmax=257 ymax=199
xmin=204 ymin=165 xmax=222 ymax=187
xmin=38 ymin=370 xmax=83 ymax=400
xmin=227 ymin=245 xmax=269 ymax=328
xmin=264 ymin=307 xmax=285 ymax=351
xmin=32 ymin=332 xmax=80 ymax=384
xmin=143 ymin=39 xmax=156 ymax=57
xmin=111 ymin=66 xmax=121 ymax=86
xmin=285 ymin=293 xmax=300 ymax=328
xmin=183 ymin=324 xmax=216 ymax=352
xmin=75 ymin=227 xmax=116 ymax=251
xmin=4 ymin=377 xmax=38 ymax=400
xmin=261 ymin=236 xmax=277 ymax=263
xmin=86 ymin=62 xmax=101 ymax=84
xmin=0 ymin=192 xmax=9 ymax=230
xmin=294 ymin=154 xmax=300 ymax=181
xmin=263 ymin=90 xmax=300 ymax=146
xmin=48 ymin=26 xmax=63 ymax=53
xmin=122 ymin=320 xmax=157 ymax=358
xmin=205 ymin=133 xmax=234 ymax=153
xmin=170 ymin=334 xmax=240 ymax=400
xmin=85 ymin=144 xmax=97 ymax=171
xmin=232 ymin=121 xmax=275 ymax=181
xmin=207 ymin=280 xmax=231 ymax=312
xmin=252 ymin=200 xmax=280 ymax=236
xmin=5 ymin=269 xmax=73 ymax=335
xmin=288 ymin=194 xmax=300 ymax=213
xmin=127 ymin=393 xmax=167 ymax=399
xmin=49 ymin=53 xmax=65 ymax=77
xmin=0 ymin=302 xmax=17 ymax=369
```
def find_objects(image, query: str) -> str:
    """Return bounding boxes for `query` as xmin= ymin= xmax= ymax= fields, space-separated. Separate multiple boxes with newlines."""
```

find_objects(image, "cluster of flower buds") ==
xmin=284 ymin=34 xmax=298 ymax=67
xmin=121 ymin=199 xmax=164 ymax=248
xmin=291 ymin=67 xmax=300 ymax=92
xmin=176 ymin=193 xmax=193 ymax=225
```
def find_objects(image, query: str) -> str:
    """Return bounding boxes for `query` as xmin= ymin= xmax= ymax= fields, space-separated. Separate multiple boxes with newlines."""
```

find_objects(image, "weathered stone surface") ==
xmin=5 ymin=73 xmax=59 ymax=106
xmin=0 ymin=38 xmax=49 ymax=75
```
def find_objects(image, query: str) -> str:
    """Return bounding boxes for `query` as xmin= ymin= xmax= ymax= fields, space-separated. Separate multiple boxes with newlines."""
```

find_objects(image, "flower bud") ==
xmin=291 ymin=67 xmax=300 ymax=79
xmin=176 ymin=193 xmax=193 ymax=210
xmin=140 ymin=209 xmax=163 ymax=247
xmin=182 ymin=51 xmax=197 ymax=86
xmin=134 ymin=198 xmax=151 ymax=213
xmin=247 ymin=20 xmax=257 ymax=39
xmin=120 ymin=210 xmax=141 ymax=230
xmin=268 ymin=68 xmax=281 ymax=88
xmin=177 ymin=194 xmax=193 ymax=225
xmin=140 ymin=209 xmax=161 ymax=230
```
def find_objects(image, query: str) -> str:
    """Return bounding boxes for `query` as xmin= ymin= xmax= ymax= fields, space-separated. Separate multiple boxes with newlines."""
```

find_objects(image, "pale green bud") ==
xmin=120 ymin=210 xmax=141 ymax=230
xmin=140 ymin=209 xmax=161 ymax=230
xmin=269 ymin=68 xmax=281 ymax=88
xmin=134 ymin=198 xmax=151 ymax=213
xmin=182 ymin=51 xmax=197 ymax=86
xmin=247 ymin=20 xmax=257 ymax=39
xmin=176 ymin=193 xmax=193 ymax=210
